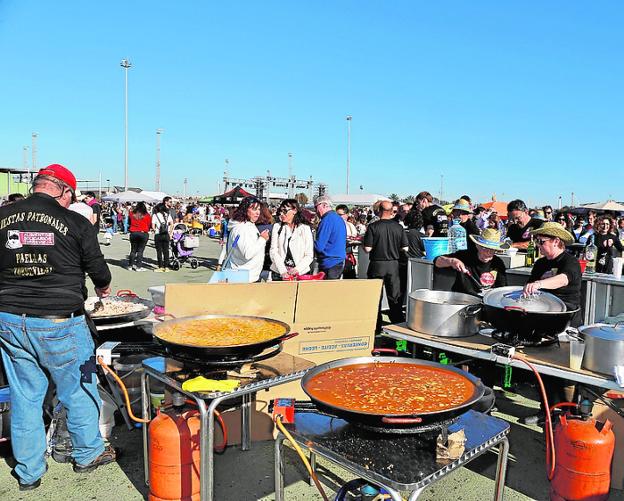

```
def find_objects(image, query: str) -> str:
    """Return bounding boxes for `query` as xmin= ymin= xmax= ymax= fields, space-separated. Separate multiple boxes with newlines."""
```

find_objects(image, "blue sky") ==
xmin=1 ymin=1 xmax=622 ymax=205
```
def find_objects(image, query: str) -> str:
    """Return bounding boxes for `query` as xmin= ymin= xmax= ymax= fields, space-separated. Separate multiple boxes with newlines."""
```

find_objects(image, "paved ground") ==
xmin=0 ymin=232 xmax=622 ymax=500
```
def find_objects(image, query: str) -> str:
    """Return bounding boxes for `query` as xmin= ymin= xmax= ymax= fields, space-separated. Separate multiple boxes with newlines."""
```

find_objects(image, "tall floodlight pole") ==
xmin=120 ymin=58 xmax=132 ymax=191
xmin=155 ymin=128 xmax=164 ymax=191
xmin=23 ymin=146 xmax=29 ymax=172
xmin=183 ymin=178 xmax=188 ymax=198
xmin=31 ymin=133 xmax=38 ymax=171
xmin=346 ymin=115 xmax=352 ymax=194
xmin=440 ymin=174 xmax=444 ymax=202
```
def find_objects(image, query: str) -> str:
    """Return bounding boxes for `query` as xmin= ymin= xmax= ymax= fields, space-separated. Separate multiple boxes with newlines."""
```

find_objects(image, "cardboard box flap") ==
xmin=165 ymin=282 xmax=297 ymax=323
xmin=294 ymin=279 xmax=382 ymax=323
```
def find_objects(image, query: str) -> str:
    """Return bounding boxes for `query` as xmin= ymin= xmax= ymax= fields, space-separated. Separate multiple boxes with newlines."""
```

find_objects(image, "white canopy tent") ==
xmin=102 ymin=191 xmax=161 ymax=203
xmin=139 ymin=191 xmax=168 ymax=203
xmin=327 ymin=193 xmax=390 ymax=206
xmin=580 ymin=200 xmax=624 ymax=212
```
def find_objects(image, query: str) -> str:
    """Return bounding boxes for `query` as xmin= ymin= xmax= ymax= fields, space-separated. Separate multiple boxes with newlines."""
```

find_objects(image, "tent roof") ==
xmin=102 ymin=191 xmax=160 ymax=203
xmin=327 ymin=193 xmax=390 ymax=206
xmin=222 ymin=185 xmax=252 ymax=198
xmin=480 ymin=200 xmax=508 ymax=217
xmin=580 ymin=200 xmax=624 ymax=211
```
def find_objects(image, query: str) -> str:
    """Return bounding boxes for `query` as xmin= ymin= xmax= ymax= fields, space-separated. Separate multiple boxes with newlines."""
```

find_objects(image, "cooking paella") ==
xmin=84 ymin=296 xmax=149 ymax=317
xmin=305 ymin=362 xmax=476 ymax=415
xmin=154 ymin=317 xmax=287 ymax=347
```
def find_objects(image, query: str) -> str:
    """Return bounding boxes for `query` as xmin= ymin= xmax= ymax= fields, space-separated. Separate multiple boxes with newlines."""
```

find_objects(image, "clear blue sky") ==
xmin=1 ymin=1 xmax=622 ymax=205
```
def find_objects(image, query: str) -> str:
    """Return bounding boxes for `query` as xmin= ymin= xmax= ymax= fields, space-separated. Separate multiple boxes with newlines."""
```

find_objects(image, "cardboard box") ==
xmin=165 ymin=281 xmax=297 ymax=323
xmin=284 ymin=279 xmax=381 ymax=362
xmin=591 ymin=393 xmax=624 ymax=491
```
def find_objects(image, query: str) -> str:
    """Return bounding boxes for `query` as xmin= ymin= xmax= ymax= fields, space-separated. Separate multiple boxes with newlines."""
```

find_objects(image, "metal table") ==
xmin=275 ymin=410 xmax=510 ymax=501
xmin=382 ymin=324 xmax=622 ymax=391
xmin=140 ymin=351 xmax=314 ymax=501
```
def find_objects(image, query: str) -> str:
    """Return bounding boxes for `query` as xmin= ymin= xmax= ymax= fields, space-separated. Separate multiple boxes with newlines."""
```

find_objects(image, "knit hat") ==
xmin=469 ymin=228 xmax=509 ymax=250
xmin=529 ymin=222 xmax=574 ymax=244
xmin=37 ymin=164 xmax=77 ymax=192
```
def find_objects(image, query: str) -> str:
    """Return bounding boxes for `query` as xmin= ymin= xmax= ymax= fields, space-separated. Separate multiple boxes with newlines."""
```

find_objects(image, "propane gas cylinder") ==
xmin=149 ymin=407 xmax=201 ymax=501
xmin=550 ymin=409 xmax=615 ymax=501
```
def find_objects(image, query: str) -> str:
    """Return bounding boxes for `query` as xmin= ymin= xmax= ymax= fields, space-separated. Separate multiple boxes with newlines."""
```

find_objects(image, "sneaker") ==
xmin=18 ymin=465 xmax=47 ymax=491
xmin=131 ymin=265 xmax=137 ymax=271
xmin=73 ymin=444 xmax=118 ymax=473
xmin=135 ymin=267 xmax=148 ymax=272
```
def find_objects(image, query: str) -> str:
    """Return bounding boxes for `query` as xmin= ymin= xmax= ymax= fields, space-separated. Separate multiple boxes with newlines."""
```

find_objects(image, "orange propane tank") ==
xmin=550 ymin=413 xmax=615 ymax=501
xmin=149 ymin=408 xmax=201 ymax=501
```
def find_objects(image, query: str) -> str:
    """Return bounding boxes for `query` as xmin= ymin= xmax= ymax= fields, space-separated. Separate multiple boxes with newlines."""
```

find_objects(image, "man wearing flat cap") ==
xmin=524 ymin=222 xmax=581 ymax=315
xmin=0 ymin=164 xmax=116 ymax=490
xmin=434 ymin=228 xmax=508 ymax=297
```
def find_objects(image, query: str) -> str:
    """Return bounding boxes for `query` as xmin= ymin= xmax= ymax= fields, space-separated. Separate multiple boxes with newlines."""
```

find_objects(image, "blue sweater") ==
xmin=314 ymin=210 xmax=347 ymax=268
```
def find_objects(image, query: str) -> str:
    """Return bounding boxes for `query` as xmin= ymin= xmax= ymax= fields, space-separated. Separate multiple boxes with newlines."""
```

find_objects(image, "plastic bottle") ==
xmin=585 ymin=235 xmax=597 ymax=274
xmin=448 ymin=219 xmax=467 ymax=253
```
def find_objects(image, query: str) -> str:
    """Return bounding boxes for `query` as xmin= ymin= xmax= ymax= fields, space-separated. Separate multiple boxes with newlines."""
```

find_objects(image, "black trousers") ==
xmin=154 ymin=234 xmax=170 ymax=268
xmin=368 ymin=260 xmax=404 ymax=331
xmin=129 ymin=231 xmax=149 ymax=267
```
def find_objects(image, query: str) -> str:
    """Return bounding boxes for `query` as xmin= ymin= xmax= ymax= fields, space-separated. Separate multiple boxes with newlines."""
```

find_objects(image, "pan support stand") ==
xmin=274 ymin=413 xmax=510 ymax=501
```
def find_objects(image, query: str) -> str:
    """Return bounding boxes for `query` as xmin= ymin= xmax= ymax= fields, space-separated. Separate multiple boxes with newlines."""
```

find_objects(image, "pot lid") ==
xmin=483 ymin=286 xmax=566 ymax=313
xmin=580 ymin=323 xmax=624 ymax=341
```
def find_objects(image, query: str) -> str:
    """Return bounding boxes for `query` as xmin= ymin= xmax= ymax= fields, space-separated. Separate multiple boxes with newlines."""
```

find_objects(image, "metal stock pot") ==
xmin=580 ymin=323 xmax=624 ymax=375
xmin=407 ymin=289 xmax=482 ymax=337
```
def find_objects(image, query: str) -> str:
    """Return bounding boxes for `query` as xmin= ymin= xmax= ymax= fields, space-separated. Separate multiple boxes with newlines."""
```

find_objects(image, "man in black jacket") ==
xmin=363 ymin=200 xmax=409 ymax=331
xmin=0 ymin=164 xmax=116 ymax=490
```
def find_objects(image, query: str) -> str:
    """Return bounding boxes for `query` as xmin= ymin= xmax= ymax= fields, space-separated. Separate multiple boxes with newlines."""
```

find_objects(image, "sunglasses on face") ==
xmin=535 ymin=238 xmax=551 ymax=246
xmin=279 ymin=207 xmax=294 ymax=214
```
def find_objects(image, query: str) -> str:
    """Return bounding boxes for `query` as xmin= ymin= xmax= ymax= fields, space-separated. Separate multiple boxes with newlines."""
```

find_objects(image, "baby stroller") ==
xmin=170 ymin=223 xmax=200 ymax=270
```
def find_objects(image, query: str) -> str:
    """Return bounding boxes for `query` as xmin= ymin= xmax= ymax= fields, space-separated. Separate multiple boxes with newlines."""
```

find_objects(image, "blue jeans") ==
xmin=112 ymin=218 xmax=118 ymax=233
xmin=320 ymin=261 xmax=345 ymax=280
xmin=0 ymin=312 xmax=103 ymax=483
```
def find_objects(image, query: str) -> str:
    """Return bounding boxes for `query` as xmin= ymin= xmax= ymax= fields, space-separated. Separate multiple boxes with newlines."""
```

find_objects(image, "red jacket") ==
xmin=129 ymin=213 xmax=151 ymax=233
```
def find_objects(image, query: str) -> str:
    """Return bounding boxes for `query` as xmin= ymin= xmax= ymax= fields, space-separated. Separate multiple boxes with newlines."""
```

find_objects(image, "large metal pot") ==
xmin=482 ymin=286 xmax=579 ymax=340
xmin=580 ymin=323 xmax=624 ymax=375
xmin=407 ymin=289 xmax=482 ymax=337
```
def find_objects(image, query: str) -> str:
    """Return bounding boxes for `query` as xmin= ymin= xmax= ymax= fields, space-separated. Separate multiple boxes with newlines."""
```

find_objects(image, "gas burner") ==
xmin=491 ymin=330 xmax=559 ymax=347
xmin=352 ymin=416 xmax=459 ymax=436
xmin=167 ymin=343 xmax=282 ymax=368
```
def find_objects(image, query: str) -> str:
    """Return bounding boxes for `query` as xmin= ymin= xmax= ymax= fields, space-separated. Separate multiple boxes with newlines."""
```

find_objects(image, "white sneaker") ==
xmin=135 ymin=267 xmax=148 ymax=272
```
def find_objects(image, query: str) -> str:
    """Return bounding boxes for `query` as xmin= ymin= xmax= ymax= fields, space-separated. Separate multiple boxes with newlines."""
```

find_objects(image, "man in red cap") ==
xmin=0 ymin=164 xmax=116 ymax=490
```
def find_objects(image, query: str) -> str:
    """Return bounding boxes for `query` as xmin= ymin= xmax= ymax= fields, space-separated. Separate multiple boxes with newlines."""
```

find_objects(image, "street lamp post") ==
xmin=346 ymin=115 xmax=352 ymax=194
xmin=155 ymin=128 xmax=164 ymax=191
xmin=23 ymin=146 xmax=29 ymax=172
xmin=120 ymin=58 xmax=132 ymax=191
xmin=31 ymin=133 xmax=38 ymax=171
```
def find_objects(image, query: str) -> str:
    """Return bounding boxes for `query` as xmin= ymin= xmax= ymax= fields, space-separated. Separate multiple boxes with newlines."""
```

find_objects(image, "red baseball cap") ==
xmin=37 ymin=164 xmax=77 ymax=192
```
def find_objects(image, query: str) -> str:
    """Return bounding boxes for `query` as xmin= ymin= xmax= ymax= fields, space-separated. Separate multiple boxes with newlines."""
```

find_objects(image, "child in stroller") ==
xmin=170 ymin=223 xmax=200 ymax=270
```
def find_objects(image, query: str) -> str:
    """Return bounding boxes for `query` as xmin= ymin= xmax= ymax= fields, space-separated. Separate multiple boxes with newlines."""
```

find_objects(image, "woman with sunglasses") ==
xmin=269 ymin=199 xmax=314 ymax=280
xmin=592 ymin=215 xmax=623 ymax=274
xmin=523 ymin=223 xmax=581 ymax=316
xmin=226 ymin=196 xmax=270 ymax=282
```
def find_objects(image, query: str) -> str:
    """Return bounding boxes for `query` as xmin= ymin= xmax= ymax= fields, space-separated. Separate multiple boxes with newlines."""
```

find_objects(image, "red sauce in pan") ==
xmin=305 ymin=362 xmax=476 ymax=414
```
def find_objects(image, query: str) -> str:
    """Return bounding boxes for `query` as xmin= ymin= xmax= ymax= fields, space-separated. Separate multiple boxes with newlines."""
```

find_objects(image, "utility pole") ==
xmin=23 ymin=146 xmax=29 ymax=172
xmin=571 ymin=192 xmax=575 ymax=207
xmin=346 ymin=115 xmax=352 ymax=194
xmin=183 ymin=178 xmax=188 ymax=198
xmin=31 ymin=133 xmax=38 ymax=171
xmin=155 ymin=128 xmax=164 ymax=191
xmin=120 ymin=58 xmax=132 ymax=191
xmin=288 ymin=153 xmax=293 ymax=198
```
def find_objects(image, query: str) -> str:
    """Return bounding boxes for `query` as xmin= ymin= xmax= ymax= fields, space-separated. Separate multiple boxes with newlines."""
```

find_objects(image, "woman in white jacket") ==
xmin=226 ymin=196 xmax=269 ymax=282
xmin=270 ymin=199 xmax=314 ymax=280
